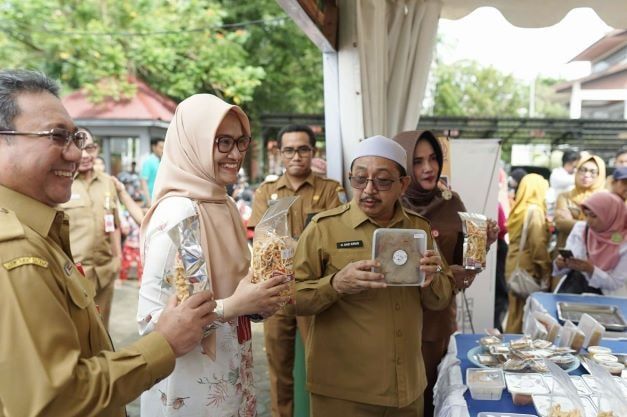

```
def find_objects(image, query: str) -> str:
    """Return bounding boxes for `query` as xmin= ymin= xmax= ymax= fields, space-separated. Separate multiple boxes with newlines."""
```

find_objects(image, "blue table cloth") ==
xmin=529 ymin=293 xmax=627 ymax=327
xmin=455 ymin=333 xmax=627 ymax=417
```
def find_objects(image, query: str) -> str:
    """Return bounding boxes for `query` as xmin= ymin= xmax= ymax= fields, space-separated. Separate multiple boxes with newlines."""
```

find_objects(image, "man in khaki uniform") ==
xmin=249 ymin=124 xmax=345 ymax=417
xmin=0 ymin=69 xmax=216 ymax=417
xmin=60 ymin=128 xmax=121 ymax=328
xmin=294 ymin=135 xmax=454 ymax=417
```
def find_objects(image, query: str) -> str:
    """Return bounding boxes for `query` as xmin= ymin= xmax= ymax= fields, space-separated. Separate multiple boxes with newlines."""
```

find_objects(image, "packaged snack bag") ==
xmin=251 ymin=196 xmax=298 ymax=306
xmin=458 ymin=212 xmax=488 ymax=270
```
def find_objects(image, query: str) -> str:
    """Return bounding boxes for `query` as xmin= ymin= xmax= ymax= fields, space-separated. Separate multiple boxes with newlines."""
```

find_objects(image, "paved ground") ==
xmin=108 ymin=280 xmax=271 ymax=417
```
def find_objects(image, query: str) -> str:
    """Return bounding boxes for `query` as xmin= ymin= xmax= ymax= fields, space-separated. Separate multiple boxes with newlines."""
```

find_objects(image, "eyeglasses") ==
xmin=215 ymin=135 xmax=251 ymax=153
xmin=84 ymin=143 xmax=99 ymax=154
xmin=349 ymin=175 xmax=399 ymax=191
xmin=280 ymin=146 xmax=313 ymax=159
xmin=577 ymin=167 xmax=599 ymax=177
xmin=0 ymin=128 xmax=87 ymax=150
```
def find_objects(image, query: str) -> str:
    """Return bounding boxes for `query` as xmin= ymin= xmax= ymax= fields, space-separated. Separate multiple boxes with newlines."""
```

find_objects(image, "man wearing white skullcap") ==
xmin=293 ymin=135 xmax=454 ymax=417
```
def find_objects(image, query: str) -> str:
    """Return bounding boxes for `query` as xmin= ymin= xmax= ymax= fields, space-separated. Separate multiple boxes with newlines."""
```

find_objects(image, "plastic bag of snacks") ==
xmin=251 ymin=196 xmax=298 ymax=306
xmin=458 ymin=212 xmax=488 ymax=270
xmin=164 ymin=215 xmax=209 ymax=301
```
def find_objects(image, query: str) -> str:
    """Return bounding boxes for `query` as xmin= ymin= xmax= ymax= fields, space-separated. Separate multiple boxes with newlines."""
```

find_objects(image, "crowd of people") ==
xmin=1 ymin=68 xmax=626 ymax=417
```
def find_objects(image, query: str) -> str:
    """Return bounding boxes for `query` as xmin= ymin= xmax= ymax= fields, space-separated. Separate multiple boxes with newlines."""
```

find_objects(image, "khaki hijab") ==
xmin=141 ymin=94 xmax=251 ymax=301
xmin=507 ymin=173 xmax=549 ymax=243
xmin=568 ymin=155 xmax=606 ymax=205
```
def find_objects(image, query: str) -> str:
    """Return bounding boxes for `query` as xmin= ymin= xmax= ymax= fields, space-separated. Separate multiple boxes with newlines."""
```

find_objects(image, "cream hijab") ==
xmin=141 ymin=94 xmax=251 ymax=301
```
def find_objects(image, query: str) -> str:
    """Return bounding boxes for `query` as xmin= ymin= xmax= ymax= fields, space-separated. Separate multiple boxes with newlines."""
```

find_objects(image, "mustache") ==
xmin=360 ymin=196 xmax=381 ymax=203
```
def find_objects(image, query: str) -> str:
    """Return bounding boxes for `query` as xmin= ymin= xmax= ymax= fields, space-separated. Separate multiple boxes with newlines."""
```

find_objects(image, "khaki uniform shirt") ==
xmin=59 ymin=172 xmax=120 ymax=289
xmin=0 ymin=185 xmax=174 ymax=417
xmin=249 ymin=172 xmax=346 ymax=238
xmin=294 ymin=201 xmax=454 ymax=407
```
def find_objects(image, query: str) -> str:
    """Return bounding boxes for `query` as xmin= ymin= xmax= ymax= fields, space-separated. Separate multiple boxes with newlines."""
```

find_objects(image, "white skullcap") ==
xmin=351 ymin=135 xmax=407 ymax=173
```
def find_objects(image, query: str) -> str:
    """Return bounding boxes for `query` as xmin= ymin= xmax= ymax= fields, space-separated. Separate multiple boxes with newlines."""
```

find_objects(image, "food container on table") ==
xmin=477 ymin=413 xmax=538 ymax=417
xmin=599 ymin=361 xmax=625 ymax=376
xmin=505 ymin=372 xmax=549 ymax=405
xmin=587 ymin=346 xmax=612 ymax=356
xmin=532 ymin=394 xmax=597 ymax=417
xmin=542 ymin=375 xmax=591 ymax=396
xmin=466 ymin=368 xmax=505 ymax=400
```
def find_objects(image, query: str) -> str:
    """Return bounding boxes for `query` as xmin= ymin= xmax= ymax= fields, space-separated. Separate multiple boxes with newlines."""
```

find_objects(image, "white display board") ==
xmin=450 ymin=139 xmax=501 ymax=333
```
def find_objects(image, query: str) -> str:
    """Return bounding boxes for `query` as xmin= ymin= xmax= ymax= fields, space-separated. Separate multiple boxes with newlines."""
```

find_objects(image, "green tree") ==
xmin=219 ymin=0 xmax=324 ymax=118
xmin=0 ymin=0 xmax=265 ymax=104
xmin=429 ymin=60 xmax=528 ymax=117
xmin=532 ymin=76 xmax=569 ymax=118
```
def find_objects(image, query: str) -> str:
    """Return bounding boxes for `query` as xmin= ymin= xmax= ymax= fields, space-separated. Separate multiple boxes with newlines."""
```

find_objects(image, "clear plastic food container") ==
xmin=477 ymin=413 xmax=538 ymax=417
xmin=505 ymin=372 xmax=549 ymax=405
xmin=532 ymin=394 xmax=597 ymax=417
xmin=466 ymin=368 xmax=505 ymax=400
xmin=542 ymin=375 xmax=591 ymax=396
xmin=372 ymin=228 xmax=427 ymax=286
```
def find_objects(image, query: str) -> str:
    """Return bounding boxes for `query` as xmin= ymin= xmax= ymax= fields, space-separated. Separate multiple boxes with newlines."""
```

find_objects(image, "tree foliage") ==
xmin=0 ymin=0 xmax=265 ymax=104
xmin=218 ymin=0 xmax=324 ymax=118
xmin=426 ymin=59 xmax=568 ymax=118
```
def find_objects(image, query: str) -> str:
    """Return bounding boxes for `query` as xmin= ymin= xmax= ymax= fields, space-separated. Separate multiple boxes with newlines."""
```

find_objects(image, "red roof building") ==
xmin=62 ymin=78 xmax=175 ymax=177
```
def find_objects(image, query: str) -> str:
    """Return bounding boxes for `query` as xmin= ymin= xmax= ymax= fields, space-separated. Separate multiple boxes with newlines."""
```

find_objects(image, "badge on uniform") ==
xmin=336 ymin=240 xmax=363 ymax=249
xmin=268 ymin=193 xmax=279 ymax=206
xmin=3 ymin=256 xmax=49 ymax=270
xmin=104 ymin=214 xmax=115 ymax=233
xmin=64 ymin=260 xmax=74 ymax=276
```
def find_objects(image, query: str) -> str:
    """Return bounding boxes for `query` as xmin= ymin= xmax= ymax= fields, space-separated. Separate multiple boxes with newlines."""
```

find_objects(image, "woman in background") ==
xmin=554 ymin=192 xmax=627 ymax=297
xmin=505 ymin=174 xmax=551 ymax=333
xmin=554 ymin=155 xmax=606 ymax=251
xmin=393 ymin=130 xmax=498 ymax=417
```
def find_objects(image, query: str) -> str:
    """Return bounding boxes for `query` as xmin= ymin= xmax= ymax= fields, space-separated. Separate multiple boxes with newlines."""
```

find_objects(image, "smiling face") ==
xmin=213 ymin=111 xmax=246 ymax=186
xmin=350 ymin=156 xmax=409 ymax=224
xmin=0 ymin=91 xmax=81 ymax=206
xmin=412 ymin=139 xmax=440 ymax=191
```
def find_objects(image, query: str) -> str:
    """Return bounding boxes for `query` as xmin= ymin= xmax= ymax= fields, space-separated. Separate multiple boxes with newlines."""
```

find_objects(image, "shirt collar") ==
xmin=0 ymin=184 xmax=59 ymax=237
xmin=276 ymin=171 xmax=316 ymax=191
xmin=347 ymin=200 xmax=409 ymax=229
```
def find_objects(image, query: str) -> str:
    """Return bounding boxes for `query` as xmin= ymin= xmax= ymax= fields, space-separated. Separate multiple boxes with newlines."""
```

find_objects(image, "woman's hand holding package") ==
xmin=450 ymin=264 xmax=477 ymax=290
xmin=224 ymin=270 xmax=291 ymax=319
xmin=420 ymin=249 xmax=444 ymax=287
xmin=156 ymin=291 xmax=218 ymax=357
xmin=486 ymin=218 xmax=499 ymax=247
xmin=565 ymin=257 xmax=594 ymax=274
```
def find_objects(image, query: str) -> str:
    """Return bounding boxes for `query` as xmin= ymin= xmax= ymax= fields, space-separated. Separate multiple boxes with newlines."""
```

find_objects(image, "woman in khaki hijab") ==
xmin=138 ymin=94 xmax=289 ymax=417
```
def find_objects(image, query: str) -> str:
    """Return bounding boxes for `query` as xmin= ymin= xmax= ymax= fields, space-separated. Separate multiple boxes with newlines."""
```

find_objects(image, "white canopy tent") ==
xmin=277 ymin=0 xmax=627 ymax=182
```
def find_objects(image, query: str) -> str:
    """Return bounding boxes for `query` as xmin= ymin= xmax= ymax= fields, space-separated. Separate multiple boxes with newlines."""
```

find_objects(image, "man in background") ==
xmin=141 ymin=137 xmax=164 ymax=206
xmin=59 ymin=128 xmax=122 ymax=329
xmin=249 ymin=124 xmax=345 ymax=417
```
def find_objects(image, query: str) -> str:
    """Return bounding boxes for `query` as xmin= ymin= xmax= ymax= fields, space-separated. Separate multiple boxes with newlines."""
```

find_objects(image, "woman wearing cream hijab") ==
xmin=554 ymin=155 xmax=606 ymax=251
xmin=138 ymin=94 xmax=289 ymax=416
xmin=505 ymin=173 xmax=552 ymax=333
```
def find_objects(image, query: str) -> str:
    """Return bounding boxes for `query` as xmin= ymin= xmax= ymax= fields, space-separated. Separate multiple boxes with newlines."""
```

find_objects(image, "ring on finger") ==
xmin=435 ymin=265 xmax=442 ymax=273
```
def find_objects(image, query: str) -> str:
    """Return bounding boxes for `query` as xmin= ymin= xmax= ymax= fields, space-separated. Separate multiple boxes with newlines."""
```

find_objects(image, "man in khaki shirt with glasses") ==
xmin=59 ymin=127 xmax=121 ymax=328
xmin=0 ymin=69 xmax=216 ymax=417
xmin=249 ymin=125 xmax=345 ymax=417
xmin=294 ymin=135 xmax=454 ymax=417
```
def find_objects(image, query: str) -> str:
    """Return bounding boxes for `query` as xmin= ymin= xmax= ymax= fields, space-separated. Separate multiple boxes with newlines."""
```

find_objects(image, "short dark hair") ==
xmin=277 ymin=125 xmax=316 ymax=148
xmin=562 ymin=149 xmax=580 ymax=166
xmin=151 ymin=137 xmax=165 ymax=147
xmin=0 ymin=69 xmax=59 ymax=131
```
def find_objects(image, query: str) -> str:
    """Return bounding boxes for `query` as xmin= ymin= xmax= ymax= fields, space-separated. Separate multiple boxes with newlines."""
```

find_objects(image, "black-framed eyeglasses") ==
xmin=0 ymin=128 xmax=87 ymax=150
xmin=280 ymin=146 xmax=313 ymax=159
xmin=577 ymin=167 xmax=599 ymax=177
xmin=349 ymin=174 xmax=399 ymax=191
xmin=215 ymin=135 xmax=251 ymax=153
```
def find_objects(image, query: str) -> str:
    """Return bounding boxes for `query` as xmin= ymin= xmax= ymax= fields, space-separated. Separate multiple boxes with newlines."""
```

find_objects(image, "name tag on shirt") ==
xmin=104 ymin=214 xmax=115 ymax=233
xmin=336 ymin=240 xmax=364 ymax=249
